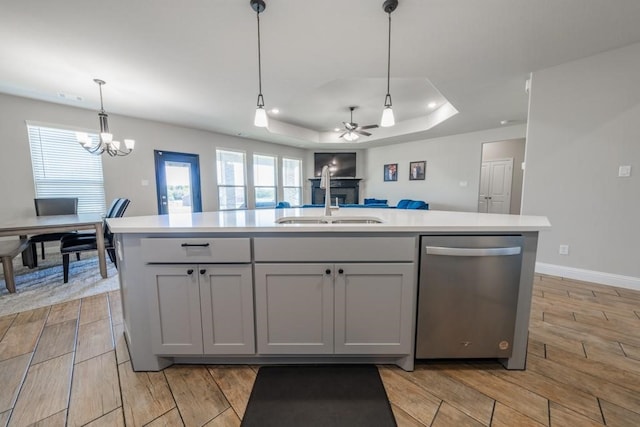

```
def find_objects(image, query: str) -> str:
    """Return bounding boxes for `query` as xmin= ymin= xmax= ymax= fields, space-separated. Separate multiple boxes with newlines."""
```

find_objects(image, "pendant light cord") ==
xmin=386 ymin=12 xmax=391 ymax=96
xmin=256 ymin=9 xmax=264 ymax=107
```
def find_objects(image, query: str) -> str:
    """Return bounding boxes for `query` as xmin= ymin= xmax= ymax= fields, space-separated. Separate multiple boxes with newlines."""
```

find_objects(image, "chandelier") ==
xmin=76 ymin=79 xmax=135 ymax=157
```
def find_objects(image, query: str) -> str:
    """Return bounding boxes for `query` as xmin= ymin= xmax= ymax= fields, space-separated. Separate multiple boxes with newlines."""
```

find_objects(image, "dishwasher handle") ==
xmin=425 ymin=246 xmax=521 ymax=257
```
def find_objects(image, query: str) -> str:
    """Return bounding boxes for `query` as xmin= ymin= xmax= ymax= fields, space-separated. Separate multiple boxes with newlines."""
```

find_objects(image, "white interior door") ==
xmin=478 ymin=159 xmax=513 ymax=214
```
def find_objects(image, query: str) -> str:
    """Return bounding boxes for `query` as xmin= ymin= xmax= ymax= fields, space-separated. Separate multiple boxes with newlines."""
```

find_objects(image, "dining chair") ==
xmin=29 ymin=197 xmax=78 ymax=266
xmin=60 ymin=198 xmax=130 ymax=283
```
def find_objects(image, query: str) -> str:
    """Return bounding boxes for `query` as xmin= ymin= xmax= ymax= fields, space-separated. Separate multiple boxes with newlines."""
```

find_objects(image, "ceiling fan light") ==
xmin=380 ymin=106 xmax=395 ymax=127
xmin=343 ymin=132 xmax=359 ymax=142
xmin=254 ymin=106 xmax=268 ymax=127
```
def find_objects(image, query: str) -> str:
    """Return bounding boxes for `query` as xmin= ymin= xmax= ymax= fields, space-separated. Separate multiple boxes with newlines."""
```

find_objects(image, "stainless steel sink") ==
xmin=275 ymin=216 xmax=383 ymax=224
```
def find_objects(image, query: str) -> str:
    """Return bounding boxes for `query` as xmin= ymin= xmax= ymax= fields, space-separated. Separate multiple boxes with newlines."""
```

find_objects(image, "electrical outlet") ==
xmin=559 ymin=244 xmax=569 ymax=255
xmin=618 ymin=165 xmax=632 ymax=177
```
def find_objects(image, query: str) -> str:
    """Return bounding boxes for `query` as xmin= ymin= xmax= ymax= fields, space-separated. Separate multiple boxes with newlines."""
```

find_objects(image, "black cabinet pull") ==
xmin=187 ymin=269 xmax=194 ymax=275
xmin=338 ymin=268 xmax=344 ymax=274
xmin=325 ymin=269 xmax=331 ymax=275
xmin=200 ymin=269 xmax=206 ymax=275
xmin=181 ymin=243 xmax=210 ymax=247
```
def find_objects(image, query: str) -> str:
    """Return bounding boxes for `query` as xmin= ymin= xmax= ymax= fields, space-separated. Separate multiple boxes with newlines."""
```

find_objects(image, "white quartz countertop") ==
xmin=107 ymin=208 xmax=551 ymax=234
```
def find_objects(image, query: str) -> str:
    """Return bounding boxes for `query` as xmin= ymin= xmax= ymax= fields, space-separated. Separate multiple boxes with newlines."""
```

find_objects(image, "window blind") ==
xmin=28 ymin=125 xmax=106 ymax=214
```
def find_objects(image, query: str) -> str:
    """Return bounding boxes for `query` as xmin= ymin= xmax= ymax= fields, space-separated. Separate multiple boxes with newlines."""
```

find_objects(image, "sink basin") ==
xmin=275 ymin=216 xmax=383 ymax=224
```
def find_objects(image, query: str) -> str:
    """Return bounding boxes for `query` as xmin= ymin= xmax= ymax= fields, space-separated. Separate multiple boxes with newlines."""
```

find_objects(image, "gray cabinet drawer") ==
xmin=254 ymin=237 xmax=416 ymax=262
xmin=141 ymin=238 xmax=251 ymax=263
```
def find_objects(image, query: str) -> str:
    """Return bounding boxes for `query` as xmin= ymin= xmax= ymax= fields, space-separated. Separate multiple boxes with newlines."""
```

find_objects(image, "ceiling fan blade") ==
xmin=359 ymin=124 xmax=379 ymax=130
xmin=343 ymin=122 xmax=355 ymax=131
xmin=338 ymin=132 xmax=347 ymax=138
xmin=356 ymin=130 xmax=372 ymax=137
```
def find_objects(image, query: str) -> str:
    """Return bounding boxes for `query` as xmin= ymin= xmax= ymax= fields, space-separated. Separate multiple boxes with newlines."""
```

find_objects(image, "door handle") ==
xmin=425 ymin=246 xmax=521 ymax=256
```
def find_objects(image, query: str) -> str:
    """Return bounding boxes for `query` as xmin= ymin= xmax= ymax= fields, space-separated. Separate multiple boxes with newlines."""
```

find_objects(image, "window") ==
xmin=216 ymin=149 xmax=246 ymax=210
xmin=27 ymin=124 xmax=106 ymax=214
xmin=253 ymin=154 xmax=277 ymax=208
xmin=282 ymin=157 xmax=302 ymax=206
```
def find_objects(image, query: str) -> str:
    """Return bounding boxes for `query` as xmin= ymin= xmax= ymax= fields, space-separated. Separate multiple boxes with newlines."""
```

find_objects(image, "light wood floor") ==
xmin=1 ymin=274 xmax=640 ymax=426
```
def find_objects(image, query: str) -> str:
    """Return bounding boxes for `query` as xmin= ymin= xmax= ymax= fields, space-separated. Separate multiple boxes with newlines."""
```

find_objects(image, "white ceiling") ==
xmin=2 ymin=0 xmax=640 ymax=149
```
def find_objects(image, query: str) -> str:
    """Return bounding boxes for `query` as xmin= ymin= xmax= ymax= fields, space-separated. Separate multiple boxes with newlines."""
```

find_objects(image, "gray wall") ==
xmin=364 ymin=125 xmax=527 ymax=211
xmin=523 ymin=42 xmax=640 ymax=279
xmin=482 ymin=138 xmax=526 ymax=215
xmin=0 ymin=93 xmax=307 ymax=222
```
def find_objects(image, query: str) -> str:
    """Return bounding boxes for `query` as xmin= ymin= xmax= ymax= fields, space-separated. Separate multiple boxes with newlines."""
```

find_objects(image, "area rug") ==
xmin=241 ymin=365 xmax=397 ymax=427
xmin=0 ymin=248 xmax=119 ymax=316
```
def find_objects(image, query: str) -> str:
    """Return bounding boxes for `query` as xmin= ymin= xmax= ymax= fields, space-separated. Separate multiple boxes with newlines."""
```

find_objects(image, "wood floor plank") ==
xmin=584 ymin=342 xmax=640 ymax=372
xmin=431 ymin=402 xmax=485 ymax=427
xmin=30 ymin=409 xmax=67 ymax=427
xmin=389 ymin=403 xmax=426 ymax=427
xmin=538 ymin=276 xmax=619 ymax=295
xmin=0 ymin=319 xmax=45 ymax=362
xmin=112 ymin=323 xmax=130 ymax=365
xmin=0 ymin=313 xmax=17 ymax=340
xmin=378 ymin=367 xmax=440 ymax=426
xmin=145 ymin=408 xmax=184 ymax=427
xmin=9 ymin=353 xmax=73 ymax=426
xmin=83 ymin=408 xmax=125 ymax=427
xmin=621 ymin=342 xmax=640 ymax=360
xmin=531 ymin=317 xmax=624 ymax=357
xmin=31 ymin=318 xmax=77 ymax=365
xmin=108 ymin=291 xmax=123 ymax=326
xmin=527 ymin=337 xmax=546 ymax=358
xmin=203 ymin=407 xmax=241 ymax=427
xmin=0 ymin=353 xmax=31 ymax=412
xmin=527 ymin=352 xmax=640 ymax=416
xmin=573 ymin=311 xmax=640 ymax=339
xmin=67 ymin=351 xmax=121 ymax=427
xmin=479 ymin=361 xmax=604 ymax=423
xmin=546 ymin=345 xmax=640 ymax=393
xmin=0 ymin=410 xmax=10 ymax=427
xmin=118 ymin=360 xmax=176 ymax=427
xmin=600 ymin=399 xmax=640 ymax=427
xmin=79 ymin=294 xmax=110 ymax=325
xmin=45 ymin=300 xmax=80 ymax=326
xmin=539 ymin=291 xmax=638 ymax=320
xmin=207 ymin=366 xmax=256 ymax=419
xmin=13 ymin=307 xmax=49 ymax=326
xmin=491 ymin=402 xmax=546 ymax=427
xmin=164 ymin=365 xmax=230 ymax=427
xmin=528 ymin=325 xmax=586 ymax=357
xmin=549 ymin=402 xmax=604 ymax=427
xmin=433 ymin=363 xmax=549 ymax=426
xmin=393 ymin=364 xmax=495 ymax=425
xmin=75 ymin=318 xmax=113 ymax=364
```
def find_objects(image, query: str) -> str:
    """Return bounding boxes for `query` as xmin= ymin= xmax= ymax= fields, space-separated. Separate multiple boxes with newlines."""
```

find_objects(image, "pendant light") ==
xmin=251 ymin=0 xmax=268 ymax=128
xmin=380 ymin=0 xmax=398 ymax=127
xmin=76 ymin=79 xmax=135 ymax=157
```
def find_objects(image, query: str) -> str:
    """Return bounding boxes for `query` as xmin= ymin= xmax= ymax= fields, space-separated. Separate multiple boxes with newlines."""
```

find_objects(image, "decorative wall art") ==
xmin=409 ymin=161 xmax=426 ymax=180
xmin=384 ymin=163 xmax=398 ymax=182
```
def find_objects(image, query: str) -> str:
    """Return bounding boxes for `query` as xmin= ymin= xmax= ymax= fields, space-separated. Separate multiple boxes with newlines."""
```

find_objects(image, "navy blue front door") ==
xmin=154 ymin=150 xmax=202 ymax=215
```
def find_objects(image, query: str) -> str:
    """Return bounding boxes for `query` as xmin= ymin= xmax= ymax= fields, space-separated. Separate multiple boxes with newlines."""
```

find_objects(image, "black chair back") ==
xmin=34 ymin=198 xmax=78 ymax=216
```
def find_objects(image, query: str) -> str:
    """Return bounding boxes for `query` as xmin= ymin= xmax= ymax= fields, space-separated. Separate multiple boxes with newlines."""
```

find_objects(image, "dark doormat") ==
xmin=241 ymin=365 xmax=397 ymax=427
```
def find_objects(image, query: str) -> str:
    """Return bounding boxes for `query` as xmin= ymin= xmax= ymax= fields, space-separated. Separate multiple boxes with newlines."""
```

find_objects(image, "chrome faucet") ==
xmin=320 ymin=165 xmax=339 ymax=216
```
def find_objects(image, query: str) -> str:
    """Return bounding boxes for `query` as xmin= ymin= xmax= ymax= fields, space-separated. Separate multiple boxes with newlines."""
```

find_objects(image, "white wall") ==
xmin=524 ymin=42 xmax=640 ymax=283
xmin=364 ymin=126 xmax=527 ymax=210
xmin=0 ymin=93 xmax=307 ymax=221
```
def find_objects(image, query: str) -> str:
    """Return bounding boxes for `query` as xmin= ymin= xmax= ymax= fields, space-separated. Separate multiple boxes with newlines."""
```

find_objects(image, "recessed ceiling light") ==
xmin=427 ymin=102 xmax=437 ymax=109
xmin=270 ymin=108 xmax=279 ymax=114
xmin=334 ymin=128 xmax=341 ymax=132
xmin=500 ymin=120 xmax=510 ymax=125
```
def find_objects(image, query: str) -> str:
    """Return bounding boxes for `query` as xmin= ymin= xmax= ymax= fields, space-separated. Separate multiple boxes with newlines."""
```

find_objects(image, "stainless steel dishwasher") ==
xmin=416 ymin=235 xmax=524 ymax=359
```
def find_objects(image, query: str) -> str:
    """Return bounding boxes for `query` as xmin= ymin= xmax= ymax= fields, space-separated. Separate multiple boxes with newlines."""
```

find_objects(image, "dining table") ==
xmin=0 ymin=213 xmax=107 ymax=289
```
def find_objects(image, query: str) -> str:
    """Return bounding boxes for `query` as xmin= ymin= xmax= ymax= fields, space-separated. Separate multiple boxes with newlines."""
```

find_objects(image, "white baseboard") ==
xmin=535 ymin=262 xmax=640 ymax=291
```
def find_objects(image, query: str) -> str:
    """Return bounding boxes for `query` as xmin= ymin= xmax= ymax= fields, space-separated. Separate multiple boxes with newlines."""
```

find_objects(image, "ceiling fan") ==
xmin=339 ymin=106 xmax=378 ymax=141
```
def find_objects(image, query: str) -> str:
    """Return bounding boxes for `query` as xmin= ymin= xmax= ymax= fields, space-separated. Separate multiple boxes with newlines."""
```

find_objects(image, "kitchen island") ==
xmin=108 ymin=208 xmax=550 ymax=372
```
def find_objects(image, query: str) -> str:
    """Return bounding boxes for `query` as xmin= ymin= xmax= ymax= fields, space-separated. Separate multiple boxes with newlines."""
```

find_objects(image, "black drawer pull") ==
xmin=187 ymin=269 xmax=194 ymax=275
xmin=338 ymin=268 xmax=344 ymax=274
xmin=200 ymin=269 xmax=206 ymax=275
xmin=325 ymin=269 xmax=331 ymax=275
xmin=181 ymin=243 xmax=210 ymax=248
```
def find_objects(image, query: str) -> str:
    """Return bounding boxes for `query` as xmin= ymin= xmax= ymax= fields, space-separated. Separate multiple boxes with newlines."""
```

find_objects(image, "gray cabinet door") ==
xmin=147 ymin=264 xmax=204 ymax=354
xmin=334 ymin=263 xmax=415 ymax=355
xmin=199 ymin=265 xmax=255 ymax=354
xmin=254 ymin=264 xmax=334 ymax=354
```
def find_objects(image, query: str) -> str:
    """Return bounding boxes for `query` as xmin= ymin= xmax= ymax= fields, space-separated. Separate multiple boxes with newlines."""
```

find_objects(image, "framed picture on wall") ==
xmin=384 ymin=163 xmax=398 ymax=182
xmin=409 ymin=161 xmax=426 ymax=180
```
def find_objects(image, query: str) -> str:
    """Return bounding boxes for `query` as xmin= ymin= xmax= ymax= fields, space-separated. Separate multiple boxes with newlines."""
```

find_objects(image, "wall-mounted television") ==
xmin=314 ymin=152 xmax=357 ymax=177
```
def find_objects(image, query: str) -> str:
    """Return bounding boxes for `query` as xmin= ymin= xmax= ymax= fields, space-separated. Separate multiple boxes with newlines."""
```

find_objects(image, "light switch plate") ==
xmin=618 ymin=165 xmax=632 ymax=177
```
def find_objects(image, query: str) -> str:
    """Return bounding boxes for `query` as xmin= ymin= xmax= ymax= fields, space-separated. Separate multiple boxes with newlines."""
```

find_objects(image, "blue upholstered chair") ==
xmin=276 ymin=201 xmax=291 ymax=208
xmin=396 ymin=199 xmax=412 ymax=209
